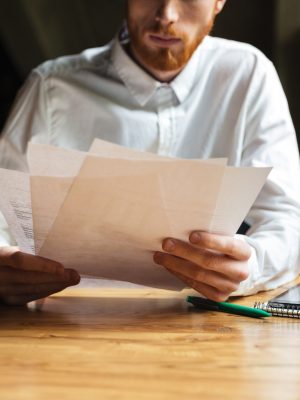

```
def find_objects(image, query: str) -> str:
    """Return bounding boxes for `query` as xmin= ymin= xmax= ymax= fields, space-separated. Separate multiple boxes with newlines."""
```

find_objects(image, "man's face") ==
xmin=127 ymin=0 xmax=225 ymax=73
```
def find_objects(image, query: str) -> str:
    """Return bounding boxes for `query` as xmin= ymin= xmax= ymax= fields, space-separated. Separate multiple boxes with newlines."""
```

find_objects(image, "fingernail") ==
xmin=190 ymin=232 xmax=200 ymax=244
xmin=163 ymin=239 xmax=176 ymax=252
xmin=64 ymin=269 xmax=80 ymax=283
xmin=70 ymin=270 xmax=80 ymax=283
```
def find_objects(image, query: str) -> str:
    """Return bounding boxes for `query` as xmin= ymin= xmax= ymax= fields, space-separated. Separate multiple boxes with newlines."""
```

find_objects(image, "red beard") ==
xmin=128 ymin=19 xmax=215 ymax=72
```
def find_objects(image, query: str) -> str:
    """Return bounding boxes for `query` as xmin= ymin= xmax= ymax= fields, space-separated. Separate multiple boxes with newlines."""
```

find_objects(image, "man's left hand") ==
xmin=153 ymin=232 xmax=251 ymax=301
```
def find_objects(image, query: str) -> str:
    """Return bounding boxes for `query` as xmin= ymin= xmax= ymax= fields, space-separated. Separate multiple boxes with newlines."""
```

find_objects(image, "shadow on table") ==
xmin=1 ymin=293 xmax=298 ymax=340
xmin=0 ymin=294 xmax=202 ymax=333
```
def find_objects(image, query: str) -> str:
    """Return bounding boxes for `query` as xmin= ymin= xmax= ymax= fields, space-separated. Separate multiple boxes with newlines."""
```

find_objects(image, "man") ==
xmin=0 ymin=0 xmax=300 ymax=305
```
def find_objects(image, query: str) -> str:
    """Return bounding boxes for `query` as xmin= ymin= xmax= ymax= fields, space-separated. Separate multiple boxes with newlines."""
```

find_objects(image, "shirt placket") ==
xmin=156 ymin=84 xmax=177 ymax=156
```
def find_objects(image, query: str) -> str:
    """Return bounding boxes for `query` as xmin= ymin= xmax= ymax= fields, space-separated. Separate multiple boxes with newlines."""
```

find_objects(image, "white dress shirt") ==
xmin=1 ymin=35 xmax=300 ymax=295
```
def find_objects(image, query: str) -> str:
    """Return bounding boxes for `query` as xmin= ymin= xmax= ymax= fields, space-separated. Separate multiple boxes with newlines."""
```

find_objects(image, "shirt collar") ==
xmin=111 ymin=37 xmax=160 ymax=107
xmin=111 ymin=35 xmax=207 ymax=107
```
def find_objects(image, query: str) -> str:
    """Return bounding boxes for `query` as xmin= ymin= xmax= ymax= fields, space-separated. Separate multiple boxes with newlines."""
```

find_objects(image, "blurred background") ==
xmin=1 ymin=0 xmax=300 ymax=142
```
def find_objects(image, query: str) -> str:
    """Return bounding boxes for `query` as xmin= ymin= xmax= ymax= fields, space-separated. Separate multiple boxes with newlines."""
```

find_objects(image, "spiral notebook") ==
xmin=254 ymin=284 xmax=300 ymax=318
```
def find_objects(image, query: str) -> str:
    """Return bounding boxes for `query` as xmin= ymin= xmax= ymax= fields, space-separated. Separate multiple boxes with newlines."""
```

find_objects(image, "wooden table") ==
xmin=1 ymin=280 xmax=300 ymax=400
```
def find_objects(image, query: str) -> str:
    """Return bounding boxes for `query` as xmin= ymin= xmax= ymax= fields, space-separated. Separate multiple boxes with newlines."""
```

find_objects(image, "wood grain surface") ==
xmin=1 ymin=279 xmax=300 ymax=400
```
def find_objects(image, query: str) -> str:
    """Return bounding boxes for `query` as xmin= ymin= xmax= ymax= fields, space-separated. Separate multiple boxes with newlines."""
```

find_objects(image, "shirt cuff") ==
xmin=230 ymin=234 xmax=261 ymax=297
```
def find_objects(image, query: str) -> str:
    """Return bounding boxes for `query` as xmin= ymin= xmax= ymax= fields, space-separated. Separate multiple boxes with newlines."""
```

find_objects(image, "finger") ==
xmin=1 ymin=283 xmax=74 ymax=306
xmin=170 ymin=269 xmax=230 ymax=302
xmin=0 ymin=266 xmax=80 ymax=285
xmin=154 ymin=252 xmax=240 ymax=293
xmin=189 ymin=232 xmax=251 ymax=261
xmin=0 ymin=247 xmax=65 ymax=275
xmin=162 ymin=239 xmax=249 ymax=281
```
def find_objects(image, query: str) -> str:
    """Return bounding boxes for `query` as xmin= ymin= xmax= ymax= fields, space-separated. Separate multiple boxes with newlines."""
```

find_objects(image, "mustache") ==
xmin=146 ymin=22 xmax=186 ymax=40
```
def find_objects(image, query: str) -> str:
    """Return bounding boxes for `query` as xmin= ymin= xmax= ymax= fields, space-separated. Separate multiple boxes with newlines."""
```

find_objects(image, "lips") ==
xmin=149 ymin=34 xmax=181 ymax=47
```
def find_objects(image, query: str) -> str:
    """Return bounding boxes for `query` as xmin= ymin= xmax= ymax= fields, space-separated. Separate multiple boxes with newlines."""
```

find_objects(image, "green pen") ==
xmin=187 ymin=296 xmax=271 ymax=318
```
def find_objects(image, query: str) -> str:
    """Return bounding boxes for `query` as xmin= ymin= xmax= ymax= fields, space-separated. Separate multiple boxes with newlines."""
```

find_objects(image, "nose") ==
xmin=155 ymin=0 xmax=180 ymax=26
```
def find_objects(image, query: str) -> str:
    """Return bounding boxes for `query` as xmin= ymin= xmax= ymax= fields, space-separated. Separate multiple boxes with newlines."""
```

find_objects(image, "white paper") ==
xmin=27 ymin=143 xmax=86 ymax=177
xmin=28 ymin=141 xmax=227 ymax=253
xmin=38 ymin=155 xmax=270 ymax=289
xmin=0 ymin=139 xmax=271 ymax=291
xmin=37 ymin=156 xmax=226 ymax=289
xmin=210 ymin=166 xmax=272 ymax=234
xmin=0 ymin=168 xmax=34 ymax=253
xmin=39 ymin=172 xmax=182 ymax=289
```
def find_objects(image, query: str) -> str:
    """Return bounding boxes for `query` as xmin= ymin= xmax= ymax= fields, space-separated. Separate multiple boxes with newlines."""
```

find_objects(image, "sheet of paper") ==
xmin=27 ymin=144 xmax=86 ymax=177
xmin=0 ymin=168 xmax=34 ymax=253
xmin=37 ymin=152 xmax=270 ymax=289
xmin=0 ymin=139 xmax=271 ymax=290
xmin=39 ymin=173 xmax=182 ymax=289
xmin=26 ymin=140 xmax=270 ymax=290
xmin=209 ymin=166 xmax=272 ymax=235
xmin=28 ymin=141 xmax=182 ymax=253
xmin=29 ymin=141 xmax=227 ymax=253
xmin=30 ymin=176 xmax=74 ymax=253
xmin=38 ymin=156 xmax=226 ymax=289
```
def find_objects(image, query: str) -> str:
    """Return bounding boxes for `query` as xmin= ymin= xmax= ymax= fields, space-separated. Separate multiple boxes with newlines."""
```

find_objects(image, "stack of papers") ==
xmin=0 ymin=139 xmax=271 ymax=290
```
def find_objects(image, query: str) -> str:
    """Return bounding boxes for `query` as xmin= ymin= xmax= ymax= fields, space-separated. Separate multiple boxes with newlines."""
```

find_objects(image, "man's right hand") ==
xmin=0 ymin=246 xmax=80 ymax=306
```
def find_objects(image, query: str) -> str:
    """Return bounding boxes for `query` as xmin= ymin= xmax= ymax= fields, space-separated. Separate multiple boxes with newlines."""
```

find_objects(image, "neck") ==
xmin=127 ymin=43 xmax=184 ymax=83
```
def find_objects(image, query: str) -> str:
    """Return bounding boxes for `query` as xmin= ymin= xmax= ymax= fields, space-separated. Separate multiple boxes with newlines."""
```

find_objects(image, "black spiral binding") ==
xmin=254 ymin=302 xmax=300 ymax=318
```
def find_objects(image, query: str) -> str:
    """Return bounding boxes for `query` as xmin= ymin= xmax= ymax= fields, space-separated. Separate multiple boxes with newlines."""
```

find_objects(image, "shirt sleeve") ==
xmin=0 ymin=70 xmax=48 ymax=246
xmin=233 ymin=57 xmax=300 ymax=296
